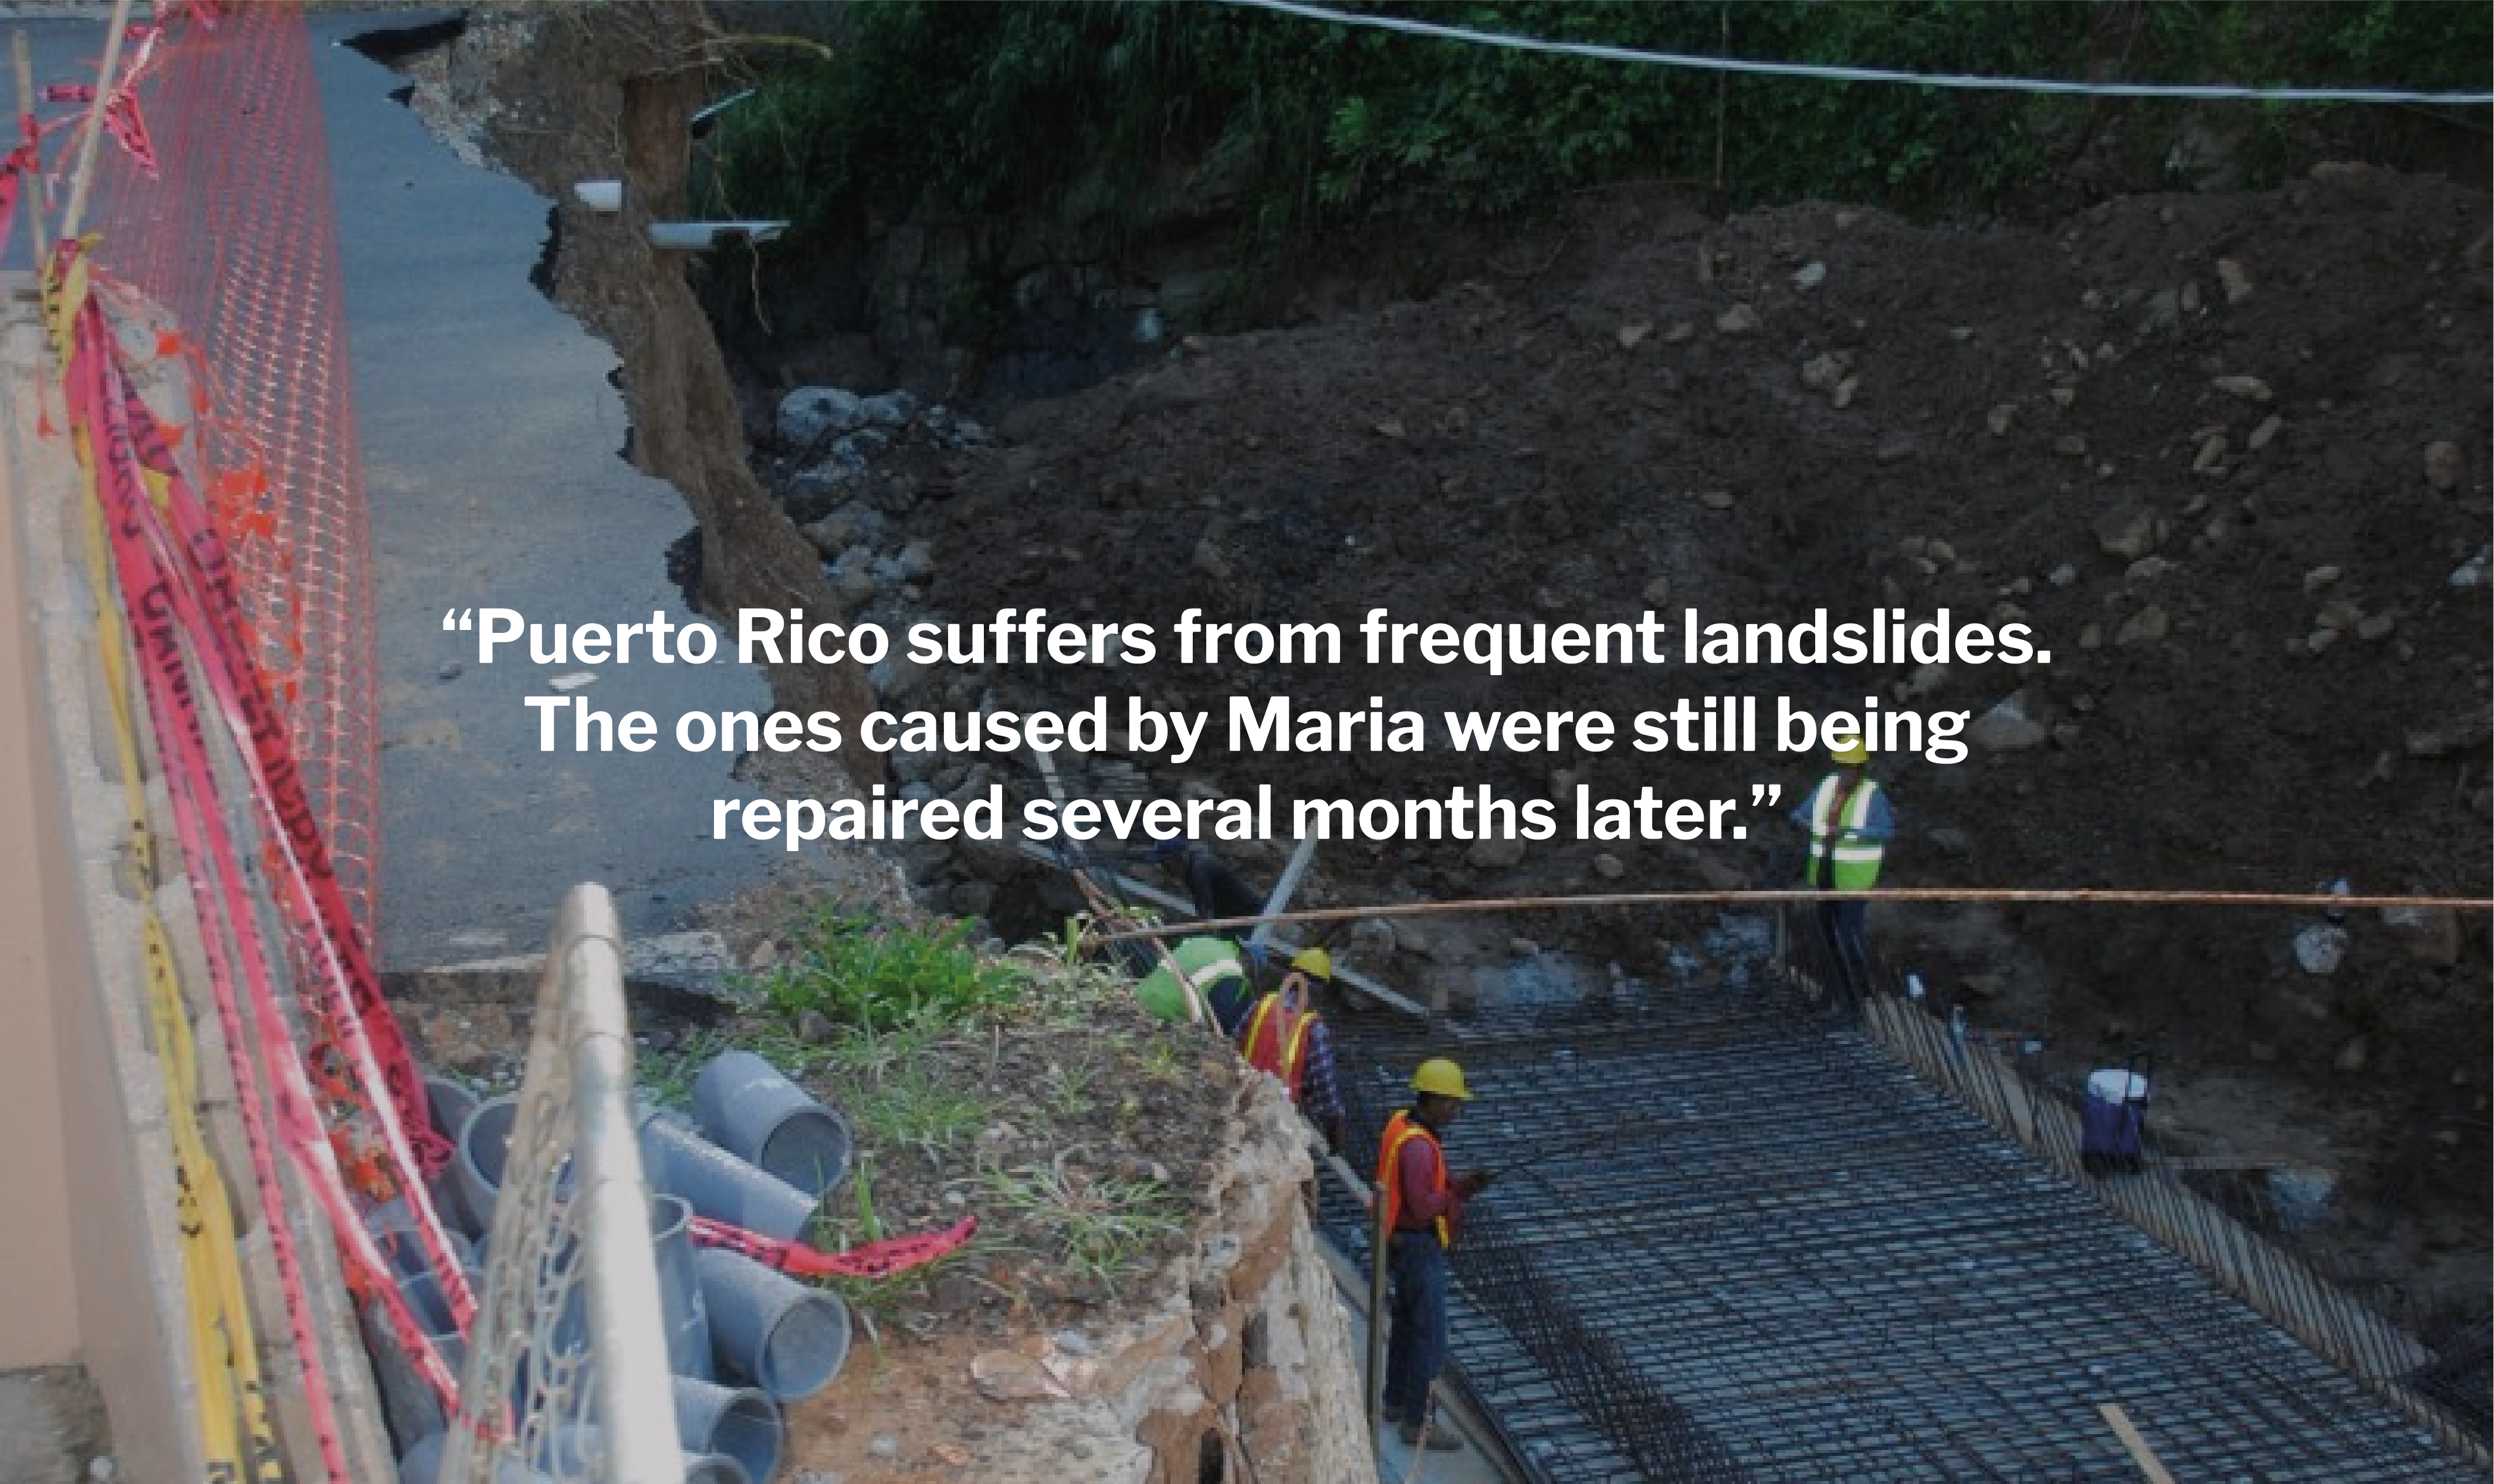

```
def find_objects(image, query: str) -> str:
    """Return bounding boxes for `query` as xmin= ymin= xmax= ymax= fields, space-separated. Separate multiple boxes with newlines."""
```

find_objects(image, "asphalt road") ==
xmin=15 ymin=11 xmax=819 ymax=970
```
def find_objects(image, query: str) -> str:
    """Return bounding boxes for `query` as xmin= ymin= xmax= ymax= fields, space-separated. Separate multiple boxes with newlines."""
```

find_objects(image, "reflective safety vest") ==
xmin=1134 ymin=936 xmax=1246 ymax=1027
xmin=1803 ymin=773 xmax=1887 ymax=891
xmin=1239 ymin=977 xmax=1318 ymax=1102
xmin=1376 ymin=1109 xmax=1453 ymax=1248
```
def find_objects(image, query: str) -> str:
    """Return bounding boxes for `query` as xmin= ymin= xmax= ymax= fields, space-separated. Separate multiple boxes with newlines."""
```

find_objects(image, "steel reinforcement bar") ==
xmin=1322 ymin=917 xmax=2486 ymax=1482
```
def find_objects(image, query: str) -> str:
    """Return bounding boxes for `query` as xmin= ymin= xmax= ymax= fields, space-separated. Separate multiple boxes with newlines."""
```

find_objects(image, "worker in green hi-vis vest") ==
xmin=1132 ymin=934 xmax=1256 ymax=1036
xmin=1789 ymin=733 xmax=1895 ymax=998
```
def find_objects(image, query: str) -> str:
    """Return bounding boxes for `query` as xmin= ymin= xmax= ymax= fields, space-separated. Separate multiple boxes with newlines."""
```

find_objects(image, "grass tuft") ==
xmin=984 ymin=1156 xmax=1183 ymax=1300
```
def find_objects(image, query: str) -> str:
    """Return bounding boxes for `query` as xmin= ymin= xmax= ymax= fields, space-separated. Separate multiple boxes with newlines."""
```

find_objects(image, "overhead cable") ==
xmin=1217 ymin=0 xmax=2494 ymax=107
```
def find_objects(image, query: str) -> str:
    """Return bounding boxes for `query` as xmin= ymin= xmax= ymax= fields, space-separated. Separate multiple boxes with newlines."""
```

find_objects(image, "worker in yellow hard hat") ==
xmin=1790 ymin=729 xmax=1894 ymax=998
xmin=1375 ymin=1056 xmax=1491 ymax=1452
xmin=1238 ymin=947 xmax=1346 ymax=1150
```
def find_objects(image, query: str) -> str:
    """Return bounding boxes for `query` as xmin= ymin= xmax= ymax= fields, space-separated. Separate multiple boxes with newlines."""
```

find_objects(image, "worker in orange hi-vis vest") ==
xmin=1237 ymin=948 xmax=1347 ymax=1152
xmin=1374 ymin=1058 xmax=1491 ymax=1453
xmin=1789 ymin=733 xmax=1896 ymax=998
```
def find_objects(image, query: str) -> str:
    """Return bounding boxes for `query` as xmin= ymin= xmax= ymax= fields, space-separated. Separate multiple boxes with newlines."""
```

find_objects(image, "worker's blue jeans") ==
xmin=1817 ymin=900 xmax=1869 ymax=997
xmin=1380 ymin=1231 xmax=1449 ymax=1429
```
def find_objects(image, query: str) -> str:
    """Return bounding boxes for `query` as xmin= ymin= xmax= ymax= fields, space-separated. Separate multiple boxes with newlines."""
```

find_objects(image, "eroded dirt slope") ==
xmin=903 ymin=174 xmax=2490 ymax=1309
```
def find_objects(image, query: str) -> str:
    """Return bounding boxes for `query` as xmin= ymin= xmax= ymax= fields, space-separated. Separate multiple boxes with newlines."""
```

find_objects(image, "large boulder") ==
xmin=777 ymin=385 xmax=868 ymax=448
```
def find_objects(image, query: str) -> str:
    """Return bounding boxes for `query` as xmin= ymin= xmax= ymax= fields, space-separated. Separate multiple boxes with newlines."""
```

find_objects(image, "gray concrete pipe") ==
xmin=455 ymin=1093 xmax=520 ymax=1234
xmin=637 ymin=1105 xmax=820 ymax=1243
xmin=363 ymin=1264 xmax=478 ymax=1451
xmin=692 ymin=1050 xmax=855 ymax=1195
xmin=650 ymin=1192 xmax=715 ymax=1382
xmin=423 ymin=1075 xmax=485 ymax=1238
xmin=694 ymin=1247 xmax=854 ymax=1401
xmin=683 ymin=1453 xmax=750 ymax=1484
xmin=368 ymin=1196 xmax=475 ymax=1285
xmin=672 ymin=1374 xmax=782 ymax=1484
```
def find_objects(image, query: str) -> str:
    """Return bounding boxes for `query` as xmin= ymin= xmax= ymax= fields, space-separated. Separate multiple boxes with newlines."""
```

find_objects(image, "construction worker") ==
xmin=1150 ymin=838 xmax=1266 ymax=926
xmin=1376 ymin=1058 xmax=1491 ymax=1452
xmin=1237 ymin=948 xmax=1348 ymax=1152
xmin=1131 ymin=933 xmax=1257 ymax=1036
xmin=1791 ymin=734 xmax=1894 ymax=997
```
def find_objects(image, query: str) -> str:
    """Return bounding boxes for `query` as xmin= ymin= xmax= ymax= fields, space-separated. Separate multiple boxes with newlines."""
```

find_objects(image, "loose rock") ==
xmin=777 ymin=385 xmax=867 ymax=446
xmin=2424 ymin=439 xmax=2465 ymax=490
xmin=2380 ymin=904 xmax=2462 ymax=966
xmin=2095 ymin=507 xmax=2167 ymax=561
xmin=1967 ymin=694 xmax=2048 ymax=751
xmin=1715 ymin=303 xmax=1760 ymax=335
xmin=2216 ymin=258 xmax=2253 ymax=304
xmin=2116 ymin=605 xmax=2170 ymax=646
xmin=1468 ymin=836 xmax=1527 ymax=869
xmin=2212 ymin=374 xmax=2272 ymax=402
xmin=2293 ymin=923 xmax=2349 ymax=975
xmin=1191 ymin=536 xmax=1232 ymax=580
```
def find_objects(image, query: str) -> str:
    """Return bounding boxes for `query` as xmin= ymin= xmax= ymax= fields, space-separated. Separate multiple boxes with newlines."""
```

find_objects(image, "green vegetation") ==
xmin=984 ymin=1157 xmax=1185 ymax=1299
xmin=759 ymin=912 xmax=1028 ymax=1034
xmin=705 ymin=1 xmax=2489 ymax=253
xmin=639 ymin=910 xmax=1199 ymax=1310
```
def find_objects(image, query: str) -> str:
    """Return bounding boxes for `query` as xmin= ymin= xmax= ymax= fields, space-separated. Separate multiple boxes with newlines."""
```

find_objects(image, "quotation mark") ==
xmin=442 ymin=608 xmax=473 ymax=631
xmin=1751 ymin=784 xmax=1781 ymax=807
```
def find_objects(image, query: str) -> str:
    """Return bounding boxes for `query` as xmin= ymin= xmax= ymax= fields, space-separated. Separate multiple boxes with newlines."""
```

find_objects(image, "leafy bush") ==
xmin=705 ymin=0 xmax=2488 ymax=253
xmin=760 ymin=913 xmax=1026 ymax=1033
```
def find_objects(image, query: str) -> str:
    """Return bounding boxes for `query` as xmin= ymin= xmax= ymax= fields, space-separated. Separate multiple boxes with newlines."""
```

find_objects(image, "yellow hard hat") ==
xmin=1412 ymin=1058 xmax=1472 ymax=1100
xmin=1828 ymin=735 xmax=1869 ymax=765
xmin=1291 ymin=947 xmax=1333 ymax=979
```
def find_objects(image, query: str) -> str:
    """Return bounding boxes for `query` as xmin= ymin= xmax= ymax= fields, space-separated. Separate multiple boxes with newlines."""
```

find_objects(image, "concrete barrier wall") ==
xmin=1 ymin=282 xmax=202 ymax=1482
xmin=0 ymin=285 xmax=84 ymax=1371
xmin=0 ymin=278 xmax=395 ymax=1484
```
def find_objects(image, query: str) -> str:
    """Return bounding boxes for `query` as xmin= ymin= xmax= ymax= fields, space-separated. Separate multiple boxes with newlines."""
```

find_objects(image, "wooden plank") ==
xmin=2098 ymin=1402 xmax=2178 ymax=1484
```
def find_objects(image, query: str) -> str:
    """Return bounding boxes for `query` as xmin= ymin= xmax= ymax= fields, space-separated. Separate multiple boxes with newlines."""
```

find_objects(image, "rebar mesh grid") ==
xmin=1328 ymin=967 xmax=2483 ymax=1483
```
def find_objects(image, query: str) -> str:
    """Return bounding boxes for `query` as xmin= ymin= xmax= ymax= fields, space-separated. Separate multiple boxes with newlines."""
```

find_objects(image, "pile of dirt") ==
xmin=878 ymin=173 xmax=2490 ymax=1317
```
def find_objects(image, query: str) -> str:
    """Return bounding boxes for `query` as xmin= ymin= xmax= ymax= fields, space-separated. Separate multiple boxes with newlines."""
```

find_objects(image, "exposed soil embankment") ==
xmin=893 ymin=175 xmax=2493 ymax=1316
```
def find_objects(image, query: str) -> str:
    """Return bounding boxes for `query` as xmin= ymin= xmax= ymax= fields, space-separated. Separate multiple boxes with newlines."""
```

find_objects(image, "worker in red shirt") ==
xmin=1375 ymin=1058 xmax=1491 ymax=1451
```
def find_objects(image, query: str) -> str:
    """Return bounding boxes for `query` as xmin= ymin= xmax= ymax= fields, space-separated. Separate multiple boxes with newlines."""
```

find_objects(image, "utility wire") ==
xmin=1215 ymin=0 xmax=2494 ymax=107
xmin=1102 ymin=886 xmax=2493 ymax=942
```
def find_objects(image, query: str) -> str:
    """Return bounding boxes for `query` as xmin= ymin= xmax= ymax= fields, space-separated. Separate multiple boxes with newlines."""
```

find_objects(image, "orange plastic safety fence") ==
xmin=78 ymin=2 xmax=380 ymax=946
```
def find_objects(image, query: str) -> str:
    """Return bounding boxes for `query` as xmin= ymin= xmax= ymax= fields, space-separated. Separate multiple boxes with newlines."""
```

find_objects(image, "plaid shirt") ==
xmin=1296 ymin=1016 xmax=1345 ymax=1129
